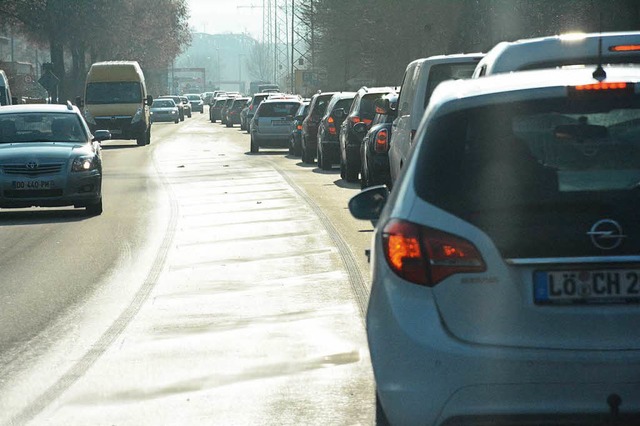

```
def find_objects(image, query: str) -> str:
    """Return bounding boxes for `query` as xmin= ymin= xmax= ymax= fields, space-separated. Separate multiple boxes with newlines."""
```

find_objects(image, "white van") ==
xmin=388 ymin=53 xmax=483 ymax=186
xmin=0 ymin=70 xmax=12 ymax=106
xmin=83 ymin=61 xmax=152 ymax=145
xmin=473 ymin=31 xmax=640 ymax=78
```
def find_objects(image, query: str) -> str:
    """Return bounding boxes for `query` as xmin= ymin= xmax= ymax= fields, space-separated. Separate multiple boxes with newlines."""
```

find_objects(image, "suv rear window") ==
xmin=257 ymin=102 xmax=300 ymax=117
xmin=416 ymin=94 xmax=640 ymax=258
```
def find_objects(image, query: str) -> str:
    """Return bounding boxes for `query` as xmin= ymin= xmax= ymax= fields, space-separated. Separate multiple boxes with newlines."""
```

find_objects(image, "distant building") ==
xmin=174 ymin=33 xmax=256 ymax=94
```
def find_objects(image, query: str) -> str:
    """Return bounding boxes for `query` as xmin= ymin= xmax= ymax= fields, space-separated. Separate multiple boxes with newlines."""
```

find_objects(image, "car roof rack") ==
xmin=66 ymin=100 xmax=74 ymax=110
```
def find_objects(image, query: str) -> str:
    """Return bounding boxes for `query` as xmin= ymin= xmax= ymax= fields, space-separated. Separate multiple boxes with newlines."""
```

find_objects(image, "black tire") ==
xmin=360 ymin=166 xmax=370 ymax=189
xmin=226 ymin=121 xmax=232 ymax=128
xmin=301 ymin=137 xmax=314 ymax=164
xmin=85 ymin=198 xmax=103 ymax=216
xmin=345 ymin=159 xmax=359 ymax=182
xmin=316 ymin=144 xmax=323 ymax=169
xmin=376 ymin=393 xmax=391 ymax=426
xmin=318 ymin=143 xmax=331 ymax=171
xmin=340 ymin=159 xmax=346 ymax=180
xmin=288 ymin=136 xmax=295 ymax=155
xmin=250 ymin=135 xmax=259 ymax=153
xmin=200 ymin=110 xmax=204 ymax=114
xmin=175 ymin=118 xmax=179 ymax=124
xmin=136 ymin=130 xmax=147 ymax=146
xmin=146 ymin=126 xmax=151 ymax=145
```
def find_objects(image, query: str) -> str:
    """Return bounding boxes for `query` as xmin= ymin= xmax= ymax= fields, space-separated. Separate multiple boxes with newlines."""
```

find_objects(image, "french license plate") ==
xmin=534 ymin=269 xmax=640 ymax=304
xmin=12 ymin=180 xmax=53 ymax=190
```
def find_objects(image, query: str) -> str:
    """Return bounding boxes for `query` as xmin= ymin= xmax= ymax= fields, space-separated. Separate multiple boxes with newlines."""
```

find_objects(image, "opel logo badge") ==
xmin=25 ymin=160 xmax=38 ymax=170
xmin=587 ymin=219 xmax=626 ymax=250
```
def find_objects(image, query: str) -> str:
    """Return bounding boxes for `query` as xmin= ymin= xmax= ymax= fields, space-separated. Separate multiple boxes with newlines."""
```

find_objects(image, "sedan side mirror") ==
xmin=348 ymin=185 xmax=389 ymax=221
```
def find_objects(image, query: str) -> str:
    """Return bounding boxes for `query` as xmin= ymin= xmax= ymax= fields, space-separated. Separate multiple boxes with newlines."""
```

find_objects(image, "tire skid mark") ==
xmin=271 ymin=164 xmax=369 ymax=322
xmin=7 ymin=145 xmax=179 ymax=426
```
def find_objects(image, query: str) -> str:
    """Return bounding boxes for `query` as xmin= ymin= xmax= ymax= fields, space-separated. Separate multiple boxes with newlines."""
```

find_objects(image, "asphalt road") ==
xmin=0 ymin=112 xmax=376 ymax=425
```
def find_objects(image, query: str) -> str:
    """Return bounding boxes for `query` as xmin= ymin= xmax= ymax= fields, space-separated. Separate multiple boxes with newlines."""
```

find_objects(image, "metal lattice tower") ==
xmin=262 ymin=0 xmax=314 ymax=93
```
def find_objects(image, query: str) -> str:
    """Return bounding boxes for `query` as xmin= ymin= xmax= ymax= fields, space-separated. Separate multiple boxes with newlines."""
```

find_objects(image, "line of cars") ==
xmin=347 ymin=31 xmax=640 ymax=426
xmin=209 ymin=30 xmax=640 ymax=425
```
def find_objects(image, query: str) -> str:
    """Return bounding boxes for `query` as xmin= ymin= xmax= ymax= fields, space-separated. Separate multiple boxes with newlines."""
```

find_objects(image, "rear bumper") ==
xmin=369 ymin=256 xmax=640 ymax=426
xmin=90 ymin=118 xmax=146 ymax=140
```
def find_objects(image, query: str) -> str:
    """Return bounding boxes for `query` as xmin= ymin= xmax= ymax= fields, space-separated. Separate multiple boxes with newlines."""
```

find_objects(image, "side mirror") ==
xmin=146 ymin=95 xmax=153 ymax=106
xmin=348 ymin=185 xmax=389 ymax=221
xmin=93 ymin=130 xmax=112 ymax=142
xmin=353 ymin=122 xmax=368 ymax=134
xmin=333 ymin=108 xmax=345 ymax=119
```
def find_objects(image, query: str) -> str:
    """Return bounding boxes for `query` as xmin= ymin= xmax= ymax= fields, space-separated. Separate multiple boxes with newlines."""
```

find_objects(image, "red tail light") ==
xmin=350 ymin=116 xmax=373 ymax=126
xmin=362 ymin=118 xmax=372 ymax=125
xmin=610 ymin=44 xmax=640 ymax=52
xmin=382 ymin=219 xmax=485 ymax=286
xmin=249 ymin=104 xmax=255 ymax=111
xmin=297 ymin=124 xmax=302 ymax=130
xmin=328 ymin=116 xmax=336 ymax=135
xmin=374 ymin=129 xmax=388 ymax=153
xmin=350 ymin=116 xmax=361 ymax=124
xmin=573 ymin=82 xmax=628 ymax=91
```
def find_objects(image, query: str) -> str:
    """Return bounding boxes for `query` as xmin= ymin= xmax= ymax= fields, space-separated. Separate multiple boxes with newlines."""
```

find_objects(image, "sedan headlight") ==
xmin=131 ymin=107 xmax=144 ymax=124
xmin=72 ymin=156 xmax=98 ymax=172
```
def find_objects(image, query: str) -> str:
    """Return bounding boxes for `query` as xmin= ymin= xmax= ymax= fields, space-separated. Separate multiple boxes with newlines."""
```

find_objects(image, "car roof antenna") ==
xmin=593 ymin=14 xmax=607 ymax=81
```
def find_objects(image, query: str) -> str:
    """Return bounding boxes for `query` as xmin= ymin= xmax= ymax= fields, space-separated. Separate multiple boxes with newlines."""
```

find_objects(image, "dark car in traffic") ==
xmin=316 ymin=92 xmax=355 ymax=170
xmin=359 ymin=91 xmax=398 ymax=188
xmin=300 ymin=92 xmax=335 ymax=164
xmin=339 ymin=86 xmax=395 ymax=182
xmin=225 ymin=97 xmax=250 ymax=127
xmin=288 ymin=101 xmax=310 ymax=156
xmin=209 ymin=97 xmax=228 ymax=123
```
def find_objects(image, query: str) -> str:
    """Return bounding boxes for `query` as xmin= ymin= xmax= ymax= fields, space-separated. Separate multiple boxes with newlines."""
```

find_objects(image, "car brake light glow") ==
xmin=382 ymin=219 xmax=485 ymax=286
xmin=574 ymin=82 xmax=628 ymax=91
xmin=327 ymin=116 xmax=336 ymax=134
xmin=374 ymin=129 xmax=388 ymax=153
xmin=297 ymin=124 xmax=302 ymax=130
xmin=609 ymin=44 xmax=640 ymax=52
xmin=350 ymin=116 xmax=361 ymax=124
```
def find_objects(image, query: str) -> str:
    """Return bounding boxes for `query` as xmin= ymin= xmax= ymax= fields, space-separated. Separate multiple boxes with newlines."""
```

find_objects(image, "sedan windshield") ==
xmin=0 ymin=113 xmax=86 ymax=143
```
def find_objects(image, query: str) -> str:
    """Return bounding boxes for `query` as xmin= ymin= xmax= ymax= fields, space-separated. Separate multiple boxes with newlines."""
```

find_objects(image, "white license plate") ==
xmin=12 ymin=180 xmax=53 ymax=190
xmin=534 ymin=269 xmax=640 ymax=304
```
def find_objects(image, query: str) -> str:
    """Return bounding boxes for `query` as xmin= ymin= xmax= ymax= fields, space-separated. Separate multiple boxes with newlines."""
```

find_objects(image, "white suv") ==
xmin=388 ymin=53 xmax=483 ymax=187
xmin=351 ymin=65 xmax=640 ymax=425
xmin=473 ymin=31 xmax=640 ymax=78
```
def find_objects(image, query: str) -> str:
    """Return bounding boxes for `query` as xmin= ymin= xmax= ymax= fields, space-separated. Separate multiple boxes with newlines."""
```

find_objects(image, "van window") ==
xmin=424 ymin=62 xmax=478 ymax=108
xmin=86 ymin=82 xmax=143 ymax=104
xmin=398 ymin=65 xmax=417 ymax=116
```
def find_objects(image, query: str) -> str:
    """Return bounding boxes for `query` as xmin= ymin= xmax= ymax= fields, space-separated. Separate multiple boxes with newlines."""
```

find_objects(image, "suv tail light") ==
xmin=249 ymin=104 xmax=255 ymax=111
xmin=350 ymin=116 xmax=372 ymax=125
xmin=381 ymin=219 xmax=485 ymax=286
xmin=374 ymin=129 xmax=388 ymax=153
xmin=328 ymin=116 xmax=336 ymax=135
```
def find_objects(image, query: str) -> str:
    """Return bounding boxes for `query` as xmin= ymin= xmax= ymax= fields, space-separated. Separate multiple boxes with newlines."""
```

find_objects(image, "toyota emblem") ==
xmin=25 ymin=160 xmax=38 ymax=170
xmin=587 ymin=219 xmax=626 ymax=250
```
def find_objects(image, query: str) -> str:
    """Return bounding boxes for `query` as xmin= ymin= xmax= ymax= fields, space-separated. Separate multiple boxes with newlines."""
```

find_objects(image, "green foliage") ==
xmin=0 ymin=0 xmax=192 ymax=99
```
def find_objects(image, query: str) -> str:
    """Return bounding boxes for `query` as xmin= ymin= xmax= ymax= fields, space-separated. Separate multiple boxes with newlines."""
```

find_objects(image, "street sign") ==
xmin=38 ymin=70 xmax=59 ymax=93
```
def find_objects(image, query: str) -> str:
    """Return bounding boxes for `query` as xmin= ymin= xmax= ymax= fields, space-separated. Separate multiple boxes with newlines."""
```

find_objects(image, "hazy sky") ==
xmin=187 ymin=0 xmax=264 ymax=40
